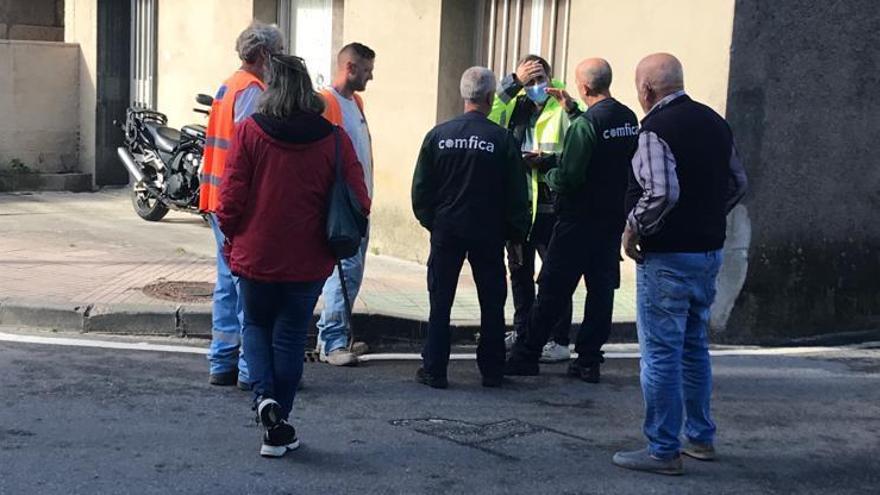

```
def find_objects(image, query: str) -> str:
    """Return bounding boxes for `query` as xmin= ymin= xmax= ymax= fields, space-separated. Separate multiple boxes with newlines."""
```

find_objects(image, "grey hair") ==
xmin=581 ymin=60 xmax=613 ymax=92
xmin=235 ymin=21 xmax=285 ymax=63
xmin=257 ymin=55 xmax=326 ymax=118
xmin=460 ymin=66 xmax=496 ymax=103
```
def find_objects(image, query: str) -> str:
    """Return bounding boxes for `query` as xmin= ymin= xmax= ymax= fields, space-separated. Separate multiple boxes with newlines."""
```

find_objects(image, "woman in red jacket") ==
xmin=217 ymin=54 xmax=370 ymax=458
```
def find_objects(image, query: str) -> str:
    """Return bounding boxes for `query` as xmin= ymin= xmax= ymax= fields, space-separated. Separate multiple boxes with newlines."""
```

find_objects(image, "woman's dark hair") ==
xmin=257 ymin=54 xmax=326 ymax=118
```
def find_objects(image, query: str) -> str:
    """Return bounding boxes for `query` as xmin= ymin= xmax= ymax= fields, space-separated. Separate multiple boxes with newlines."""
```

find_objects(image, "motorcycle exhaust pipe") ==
xmin=117 ymin=147 xmax=145 ymax=183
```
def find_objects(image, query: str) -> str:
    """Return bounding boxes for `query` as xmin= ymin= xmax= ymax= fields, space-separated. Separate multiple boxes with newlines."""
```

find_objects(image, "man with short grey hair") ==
xmin=411 ymin=66 xmax=529 ymax=388
xmin=200 ymin=21 xmax=284 ymax=389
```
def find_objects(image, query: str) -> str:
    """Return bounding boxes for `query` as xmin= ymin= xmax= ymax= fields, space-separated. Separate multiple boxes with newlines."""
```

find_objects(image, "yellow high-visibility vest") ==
xmin=488 ymin=79 xmax=570 ymax=227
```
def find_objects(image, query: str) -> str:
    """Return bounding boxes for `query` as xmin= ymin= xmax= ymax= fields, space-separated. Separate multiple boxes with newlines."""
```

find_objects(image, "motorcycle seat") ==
xmin=145 ymin=122 xmax=182 ymax=153
xmin=181 ymin=124 xmax=206 ymax=140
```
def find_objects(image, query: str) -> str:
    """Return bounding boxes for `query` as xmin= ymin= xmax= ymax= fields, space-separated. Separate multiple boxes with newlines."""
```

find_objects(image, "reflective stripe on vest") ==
xmin=198 ymin=70 xmax=266 ymax=213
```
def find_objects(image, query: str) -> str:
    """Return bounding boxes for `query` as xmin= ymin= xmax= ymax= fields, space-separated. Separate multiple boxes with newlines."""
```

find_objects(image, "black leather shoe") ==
xmin=503 ymin=356 xmax=539 ymax=376
xmin=416 ymin=367 xmax=448 ymax=389
xmin=567 ymin=360 xmax=600 ymax=383
xmin=209 ymin=370 xmax=238 ymax=386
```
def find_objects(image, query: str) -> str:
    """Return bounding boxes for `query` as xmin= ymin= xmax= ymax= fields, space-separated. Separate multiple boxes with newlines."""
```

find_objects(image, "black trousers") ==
xmin=512 ymin=219 xmax=620 ymax=365
xmin=423 ymin=233 xmax=507 ymax=378
xmin=508 ymin=213 xmax=573 ymax=344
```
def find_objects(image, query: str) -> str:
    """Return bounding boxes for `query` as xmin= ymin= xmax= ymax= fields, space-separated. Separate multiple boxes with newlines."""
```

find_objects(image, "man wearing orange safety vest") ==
xmin=315 ymin=42 xmax=376 ymax=366
xmin=200 ymin=22 xmax=284 ymax=388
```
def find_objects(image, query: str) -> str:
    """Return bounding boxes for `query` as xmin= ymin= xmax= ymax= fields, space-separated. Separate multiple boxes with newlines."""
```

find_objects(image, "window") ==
xmin=278 ymin=0 xmax=344 ymax=88
xmin=130 ymin=0 xmax=157 ymax=109
xmin=480 ymin=0 xmax=571 ymax=81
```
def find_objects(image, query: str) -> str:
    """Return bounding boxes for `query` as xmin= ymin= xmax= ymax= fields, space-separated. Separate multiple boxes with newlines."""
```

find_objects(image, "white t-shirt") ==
xmin=331 ymin=88 xmax=373 ymax=198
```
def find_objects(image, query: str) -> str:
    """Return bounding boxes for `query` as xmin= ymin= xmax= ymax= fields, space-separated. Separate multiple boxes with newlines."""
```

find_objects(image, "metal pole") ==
xmin=487 ymin=0 xmax=497 ymax=72
xmin=500 ymin=0 xmax=509 ymax=75
xmin=528 ymin=0 xmax=543 ymax=56
xmin=561 ymin=0 xmax=571 ymax=83
xmin=548 ymin=0 xmax=558 ymax=70
xmin=148 ymin=0 xmax=157 ymax=109
xmin=129 ymin=0 xmax=136 ymax=106
xmin=512 ymin=0 xmax=523 ymax=70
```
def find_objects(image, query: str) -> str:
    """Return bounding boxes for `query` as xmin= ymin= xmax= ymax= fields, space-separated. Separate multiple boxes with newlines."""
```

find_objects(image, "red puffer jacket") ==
xmin=217 ymin=111 xmax=370 ymax=282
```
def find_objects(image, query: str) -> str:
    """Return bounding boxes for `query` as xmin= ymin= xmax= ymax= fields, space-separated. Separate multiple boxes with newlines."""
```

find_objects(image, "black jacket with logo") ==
xmin=412 ymin=111 xmax=530 ymax=243
xmin=550 ymin=98 xmax=639 ymax=235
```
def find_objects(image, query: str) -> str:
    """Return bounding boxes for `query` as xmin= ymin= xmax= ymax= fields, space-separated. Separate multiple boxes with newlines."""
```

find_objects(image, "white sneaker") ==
xmin=540 ymin=341 xmax=571 ymax=363
xmin=350 ymin=341 xmax=369 ymax=356
xmin=504 ymin=331 xmax=517 ymax=351
xmin=320 ymin=348 xmax=358 ymax=366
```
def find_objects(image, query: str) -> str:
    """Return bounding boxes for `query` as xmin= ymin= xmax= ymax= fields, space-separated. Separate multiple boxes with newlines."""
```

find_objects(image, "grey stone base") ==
xmin=0 ymin=297 xmax=638 ymax=351
xmin=0 ymin=173 xmax=93 ymax=192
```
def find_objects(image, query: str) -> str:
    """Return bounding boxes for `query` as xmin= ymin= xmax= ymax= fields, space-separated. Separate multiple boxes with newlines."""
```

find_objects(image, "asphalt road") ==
xmin=1 ymin=331 xmax=879 ymax=494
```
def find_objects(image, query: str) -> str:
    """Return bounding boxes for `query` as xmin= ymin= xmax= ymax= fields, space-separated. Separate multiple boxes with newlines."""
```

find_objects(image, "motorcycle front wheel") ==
xmin=131 ymin=186 xmax=169 ymax=221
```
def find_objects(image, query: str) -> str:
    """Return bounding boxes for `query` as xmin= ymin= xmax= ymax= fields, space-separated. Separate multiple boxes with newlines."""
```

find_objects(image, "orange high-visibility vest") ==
xmin=320 ymin=88 xmax=364 ymax=126
xmin=320 ymin=88 xmax=374 ymax=190
xmin=199 ymin=70 xmax=266 ymax=213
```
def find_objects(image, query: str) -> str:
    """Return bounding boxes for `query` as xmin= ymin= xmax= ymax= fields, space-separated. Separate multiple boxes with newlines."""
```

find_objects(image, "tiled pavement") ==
xmin=0 ymin=190 xmax=636 ymax=325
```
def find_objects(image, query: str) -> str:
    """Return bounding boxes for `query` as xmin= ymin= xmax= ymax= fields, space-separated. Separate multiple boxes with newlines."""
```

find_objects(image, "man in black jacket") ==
xmin=504 ymin=58 xmax=639 ymax=382
xmin=412 ymin=66 xmax=530 ymax=389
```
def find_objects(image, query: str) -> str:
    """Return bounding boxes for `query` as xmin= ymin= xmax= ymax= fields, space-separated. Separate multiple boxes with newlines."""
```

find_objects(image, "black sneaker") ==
xmin=415 ymin=367 xmax=448 ymax=389
xmin=567 ymin=360 xmax=600 ymax=383
xmin=209 ymin=370 xmax=238 ymax=386
xmin=481 ymin=374 xmax=504 ymax=388
xmin=261 ymin=421 xmax=300 ymax=458
xmin=257 ymin=398 xmax=282 ymax=427
xmin=503 ymin=356 xmax=539 ymax=376
xmin=237 ymin=380 xmax=253 ymax=392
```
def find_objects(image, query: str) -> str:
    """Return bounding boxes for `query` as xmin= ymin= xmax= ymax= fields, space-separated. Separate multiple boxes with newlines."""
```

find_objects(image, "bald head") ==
xmin=576 ymin=58 xmax=612 ymax=93
xmin=635 ymin=53 xmax=684 ymax=113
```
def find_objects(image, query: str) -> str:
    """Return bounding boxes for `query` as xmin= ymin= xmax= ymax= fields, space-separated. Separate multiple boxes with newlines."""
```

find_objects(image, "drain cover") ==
xmin=142 ymin=281 xmax=213 ymax=303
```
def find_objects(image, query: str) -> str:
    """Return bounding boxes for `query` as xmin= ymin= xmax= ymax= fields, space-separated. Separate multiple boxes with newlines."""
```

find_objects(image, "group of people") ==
xmin=415 ymin=52 xmax=747 ymax=474
xmin=198 ymin=23 xmax=375 ymax=457
xmin=199 ymin=20 xmax=748 ymax=475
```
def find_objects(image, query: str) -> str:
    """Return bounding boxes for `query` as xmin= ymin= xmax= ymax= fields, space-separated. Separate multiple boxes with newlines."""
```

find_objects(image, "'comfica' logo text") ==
xmin=603 ymin=123 xmax=639 ymax=139
xmin=438 ymin=135 xmax=496 ymax=153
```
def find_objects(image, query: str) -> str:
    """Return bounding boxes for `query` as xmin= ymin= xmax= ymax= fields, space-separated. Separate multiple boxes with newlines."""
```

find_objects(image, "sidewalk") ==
xmin=0 ymin=190 xmax=635 ymax=342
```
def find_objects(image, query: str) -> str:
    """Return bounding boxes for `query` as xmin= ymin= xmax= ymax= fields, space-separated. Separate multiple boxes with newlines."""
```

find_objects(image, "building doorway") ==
xmin=95 ymin=0 xmax=132 ymax=186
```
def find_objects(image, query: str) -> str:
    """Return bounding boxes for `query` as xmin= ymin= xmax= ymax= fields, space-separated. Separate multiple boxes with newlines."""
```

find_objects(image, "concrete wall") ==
xmin=0 ymin=40 xmax=79 ymax=172
xmin=565 ymin=0 xmax=735 ymax=118
xmin=64 ymin=0 xmax=97 ymax=180
xmin=724 ymin=0 xmax=880 ymax=341
xmin=342 ymin=0 xmax=443 ymax=262
xmin=156 ymin=0 xmax=256 ymax=129
xmin=0 ymin=0 xmax=64 ymax=41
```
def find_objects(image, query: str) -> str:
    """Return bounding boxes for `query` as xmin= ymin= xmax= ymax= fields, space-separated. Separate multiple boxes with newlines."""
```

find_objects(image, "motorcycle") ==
xmin=116 ymin=94 xmax=214 ymax=221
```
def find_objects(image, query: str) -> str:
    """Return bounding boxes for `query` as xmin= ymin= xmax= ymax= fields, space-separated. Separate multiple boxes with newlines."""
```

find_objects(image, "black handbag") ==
xmin=325 ymin=126 xmax=368 ymax=353
xmin=326 ymin=126 xmax=368 ymax=260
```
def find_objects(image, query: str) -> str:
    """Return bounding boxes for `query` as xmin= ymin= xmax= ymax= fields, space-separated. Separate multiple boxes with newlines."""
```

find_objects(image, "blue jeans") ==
xmin=317 ymin=237 xmax=368 ymax=353
xmin=636 ymin=250 xmax=723 ymax=459
xmin=207 ymin=214 xmax=248 ymax=382
xmin=240 ymin=278 xmax=324 ymax=420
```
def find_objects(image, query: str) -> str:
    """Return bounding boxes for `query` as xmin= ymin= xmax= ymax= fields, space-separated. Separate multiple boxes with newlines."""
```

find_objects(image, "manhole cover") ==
xmin=390 ymin=418 xmax=591 ymax=461
xmin=142 ymin=281 xmax=213 ymax=303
